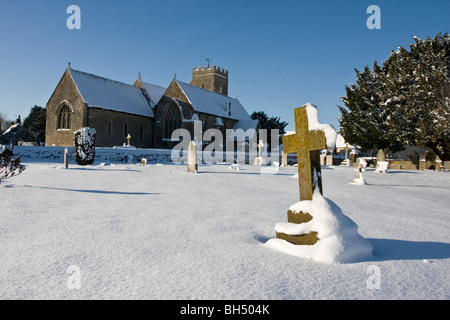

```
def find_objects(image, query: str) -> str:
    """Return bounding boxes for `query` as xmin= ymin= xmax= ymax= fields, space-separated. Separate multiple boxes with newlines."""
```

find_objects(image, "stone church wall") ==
xmin=45 ymin=70 xmax=87 ymax=147
xmin=88 ymin=108 xmax=154 ymax=148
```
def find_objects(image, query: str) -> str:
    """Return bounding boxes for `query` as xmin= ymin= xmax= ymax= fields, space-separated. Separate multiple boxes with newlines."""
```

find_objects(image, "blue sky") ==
xmin=0 ymin=0 xmax=448 ymax=132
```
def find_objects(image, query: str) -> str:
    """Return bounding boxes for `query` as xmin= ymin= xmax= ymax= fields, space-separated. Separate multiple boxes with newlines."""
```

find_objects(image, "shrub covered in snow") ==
xmin=74 ymin=127 xmax=96 ymax=165
xmin=0 ymin=145 xmax=25 ymax=183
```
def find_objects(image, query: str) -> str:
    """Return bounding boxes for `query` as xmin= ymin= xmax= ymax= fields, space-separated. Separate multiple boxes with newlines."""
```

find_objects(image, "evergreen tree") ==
xmin=338 ymin=62 xmax=404 ymax=154
xmin=339 ymin=32 xmax=449 ymax=160
xmin=23 ymin=105 xmax=46 ymax=144
xmin=251 ymin=111 xmax=288 ymax=151
xmin=250 ymin=111 xmax=288 ymax=133
xmin=383 ymin=33 xmax=450 ymax=161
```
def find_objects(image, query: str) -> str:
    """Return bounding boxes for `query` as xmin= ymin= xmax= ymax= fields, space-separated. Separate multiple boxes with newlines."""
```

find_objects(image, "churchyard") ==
xmin=1 ymin=105 xmax=449 ymax=300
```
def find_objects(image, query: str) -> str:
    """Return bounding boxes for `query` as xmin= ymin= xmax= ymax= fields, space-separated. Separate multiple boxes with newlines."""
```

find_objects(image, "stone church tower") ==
xmin=190 ymin=65 xmax=229 ymax=96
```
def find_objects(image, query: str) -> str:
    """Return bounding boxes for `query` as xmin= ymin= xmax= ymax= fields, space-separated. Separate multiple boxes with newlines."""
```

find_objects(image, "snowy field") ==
xmin=0 ymin=159 xmax=449 ymax=300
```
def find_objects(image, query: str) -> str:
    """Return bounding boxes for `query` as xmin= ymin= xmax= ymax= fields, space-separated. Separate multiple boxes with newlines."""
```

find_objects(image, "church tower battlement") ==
xmin=190 ymin=65 xmax=229 ymax=96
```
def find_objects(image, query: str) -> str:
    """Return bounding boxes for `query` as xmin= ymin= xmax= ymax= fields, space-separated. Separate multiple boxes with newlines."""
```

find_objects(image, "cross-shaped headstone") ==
xmin=282 ymin=105 xmax=327 ymax=201
xmin=257 ymin=140 xmax=264 ymax=158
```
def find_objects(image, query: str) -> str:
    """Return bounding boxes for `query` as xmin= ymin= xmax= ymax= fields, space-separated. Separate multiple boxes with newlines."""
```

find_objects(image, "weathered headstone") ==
xmin=376 ymin=149 xmax=386 ymax=162
xmin=266 ymin=105 xmax=374 ymax=263
xmin=187 ymin=140 xmax=198 ymax=173
xmin=282 ymin=106 xmax=327 ymax=201
xmin=278 ymin=104 xmax=334 ymax=245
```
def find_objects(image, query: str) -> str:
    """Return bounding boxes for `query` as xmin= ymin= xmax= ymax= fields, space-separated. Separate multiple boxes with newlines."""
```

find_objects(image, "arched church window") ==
xmin=57 ymin=105 xmax=72 ymax=129
xmin=163 ymin=103 xmax=182 ymax=139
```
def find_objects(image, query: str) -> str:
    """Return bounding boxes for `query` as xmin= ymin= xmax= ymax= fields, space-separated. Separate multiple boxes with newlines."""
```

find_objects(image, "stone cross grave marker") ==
xmin=126 ymin=134 xmax=131 ymax=147
xmin=278 ymin=104 xmax=330 ymax=245
xmin=187 ymin=140 xmax=198 ymax=173
xmin=257 ymin=140 xmax=264 ymax=157
xmin=282 ymin=105 xmax=327 ymax=202
xmin=254 ymin=140 xmax=265 ymax=165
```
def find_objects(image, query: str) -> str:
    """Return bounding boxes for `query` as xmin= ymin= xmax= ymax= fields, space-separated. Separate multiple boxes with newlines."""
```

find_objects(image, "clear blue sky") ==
xmin=0 ymin=0 xmax=448 ymax=132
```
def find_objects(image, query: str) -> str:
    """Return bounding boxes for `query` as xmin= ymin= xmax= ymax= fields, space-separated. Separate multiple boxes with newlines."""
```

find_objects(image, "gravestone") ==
xmin=266 ymin=105 xmax=373 ymax=262
xmin=376 ymin=149 xmax=388 ymax=173
xmin=351 ymin=158 xmax=366 ymax=184
xmin=126 ymin=134 xmax=131 ymax=147
xmin=349 ymin=152 xmax=357 ymax=165
xmin=281 ymin=151 xmax=288 ymax=167
xmin=444 ymin=161 xmax=450 ymax=171
xmin=278 ymin=104 xmax=332 ymax=245
xmin=282 ymin=106 xmax=327 ymax=201
xmin=187 ymin=140 xmax=198 ymax=173
xmin=340 ymin=149 xmax=349 ymax=165
xmin=64 ymin=148 xmax=69 ymax=169
xmin=376 ymin=149 xmax=386 ymax=162
xmin=253 ymin=140 xmax=265 ymax=165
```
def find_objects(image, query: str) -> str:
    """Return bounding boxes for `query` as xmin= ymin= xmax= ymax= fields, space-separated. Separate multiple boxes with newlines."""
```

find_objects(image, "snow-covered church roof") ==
xmin=68 ymin=68 xmax=154 ymax=118
xmin=141 ymin=81 xmax=166 ymax=107
xmin=176 ymin=80 xmax=252 ymax=121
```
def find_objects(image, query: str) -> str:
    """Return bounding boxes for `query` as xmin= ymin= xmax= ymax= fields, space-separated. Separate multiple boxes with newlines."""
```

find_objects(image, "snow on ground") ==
xmin=0 ymin=158 xmax=449 ymax=299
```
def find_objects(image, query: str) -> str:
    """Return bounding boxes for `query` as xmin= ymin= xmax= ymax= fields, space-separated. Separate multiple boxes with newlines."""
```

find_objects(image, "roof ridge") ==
xmin=69 ymin=68 xmax=135 ymax=88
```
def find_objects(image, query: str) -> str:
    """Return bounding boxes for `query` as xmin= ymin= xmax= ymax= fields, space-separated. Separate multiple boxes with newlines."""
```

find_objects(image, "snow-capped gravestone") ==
xmin=265 ymin=104 xmax=373 ymax=264
xmin=187 ymin=140 xmax=198 ymax=173
xmin=74 ymin=127 xmax=96 ymax=166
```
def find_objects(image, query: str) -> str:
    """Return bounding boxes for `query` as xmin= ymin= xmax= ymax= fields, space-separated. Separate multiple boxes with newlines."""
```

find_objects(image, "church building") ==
xmin=45 ymin=64 xmax=258 ymax=149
